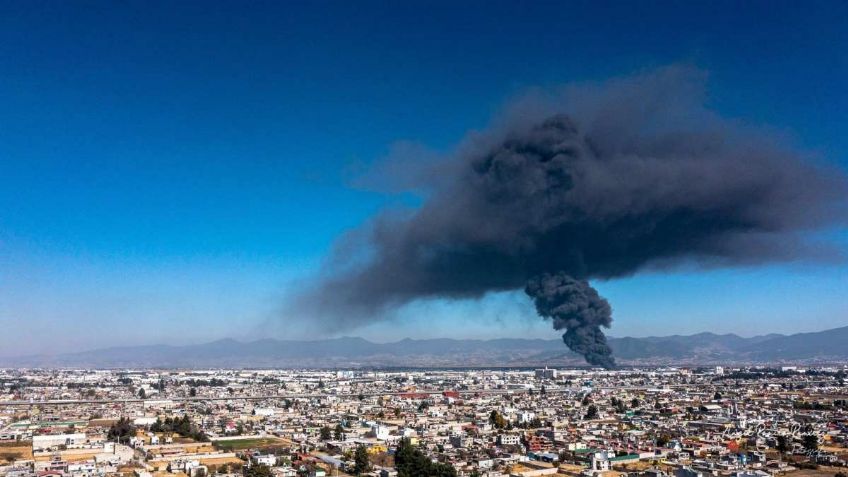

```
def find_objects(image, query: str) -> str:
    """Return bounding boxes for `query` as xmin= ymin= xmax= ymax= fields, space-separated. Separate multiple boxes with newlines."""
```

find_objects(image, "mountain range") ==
xmin=3 ymin=325 xmax=847 ymax=368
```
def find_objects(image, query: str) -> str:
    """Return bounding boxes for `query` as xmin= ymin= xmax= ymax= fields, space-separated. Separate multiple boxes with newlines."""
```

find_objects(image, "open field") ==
xmin=0 ymin=443 xmax=32 ymax=463
xmin=213 ymin=437 xmax=288 ymax=451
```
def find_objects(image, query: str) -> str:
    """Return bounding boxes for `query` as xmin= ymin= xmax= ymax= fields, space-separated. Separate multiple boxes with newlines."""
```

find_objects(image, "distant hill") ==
xmin=3 ymin=326 xmax=847 ymax=368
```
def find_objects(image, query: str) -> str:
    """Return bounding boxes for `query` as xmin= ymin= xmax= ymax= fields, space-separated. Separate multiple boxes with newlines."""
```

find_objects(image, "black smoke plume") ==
xmin=526 ymin=273 xmax=615 ymax=368
xmin=293 ymin=67 xmax=846 ymax=367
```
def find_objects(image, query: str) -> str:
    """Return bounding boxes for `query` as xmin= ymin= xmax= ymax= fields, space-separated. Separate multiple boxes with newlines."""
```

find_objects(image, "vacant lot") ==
xmin=213 ymin=437 xmax=287 ymax=451
xmin=0 ymin=442 xmax=33 ymax=463
xmin=785 ymin=465 xmax=847 ymax=477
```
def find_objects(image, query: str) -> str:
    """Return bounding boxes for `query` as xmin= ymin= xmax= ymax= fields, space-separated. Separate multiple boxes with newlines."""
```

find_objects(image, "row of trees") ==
xmin=108 ymin=415 xmax=210 ymax=443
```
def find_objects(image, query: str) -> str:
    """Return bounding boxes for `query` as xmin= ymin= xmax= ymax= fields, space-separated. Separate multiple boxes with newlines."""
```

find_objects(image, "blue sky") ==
xmin=0 ymin=1 xmax=846 ymax=355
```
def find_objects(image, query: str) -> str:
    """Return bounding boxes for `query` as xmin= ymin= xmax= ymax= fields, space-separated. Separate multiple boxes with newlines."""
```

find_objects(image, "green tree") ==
xmin=320 ymin=425 xmax=333 ymax=441
xmin=334 ymin=424 xmax=345 ymax=440
xmin=395 ymin=438 xmax=456 ymax=477
xmin=776 ymin=435 xmax=790 ymax=456
xmin=138 ymin=388 xmax=146 ymax=399
xmin=802 ymin=434 xmax=818 ymax=453
xmin=190 ymin=387 xmax=197 ymax=397
xmin=354 ymin=445 xmax=370 ymax=475
xmin=614 ymin=400 xmax=627 ymax=414
xmin=585 ymin=404 xmax=598 ymax=420
xmin=244 ymin=464 xmax=273 ymax=477
xmin=489 ymin=410 xmax=507 ymax=429
xmin=107 ymin=417 xmax=136 ymax=444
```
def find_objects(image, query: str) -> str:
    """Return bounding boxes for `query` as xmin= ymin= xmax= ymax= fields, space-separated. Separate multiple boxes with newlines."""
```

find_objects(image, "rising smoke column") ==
xmin=525 ymin=273 xmax=614 ymax=368
xmin=293 ymin=67 xmax=847 ymax=367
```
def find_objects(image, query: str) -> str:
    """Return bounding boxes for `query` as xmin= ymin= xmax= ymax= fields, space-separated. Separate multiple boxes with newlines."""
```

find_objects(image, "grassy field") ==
xmin=213 ymin=437 xmax=287 ymax=451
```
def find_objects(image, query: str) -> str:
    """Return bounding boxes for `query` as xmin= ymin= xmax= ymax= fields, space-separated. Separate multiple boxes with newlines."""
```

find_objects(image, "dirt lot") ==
xmin=213 ymin=437 xmax=288 ymax=451
xmin=784 ymin=465 xmax=848 ymax=477
xmin=0 ymin=442 xmax=32 ymax=463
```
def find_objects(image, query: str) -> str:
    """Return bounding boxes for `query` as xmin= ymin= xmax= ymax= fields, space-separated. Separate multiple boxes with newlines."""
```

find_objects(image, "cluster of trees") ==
xmin=319 ymin=424 xmax=345 ymax=441
xmin=107 ymin=417 xmax=136 ymax=444
xmin=774 ymin=434 xmax=819 ymax=455
xmin=609 ymin=397 xmax=629 ymax=413
xmin=394 ymin=438 xmax=456 ymax=477
xmin=243 ymin=464 xmax=272 ymax=477
xmin=151 ymin=415 xmax=209 ymax=442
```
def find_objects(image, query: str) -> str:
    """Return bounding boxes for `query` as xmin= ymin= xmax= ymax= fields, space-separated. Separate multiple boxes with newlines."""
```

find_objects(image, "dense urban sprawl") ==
xmin=1 ymin=367 xmax=847 ymax=477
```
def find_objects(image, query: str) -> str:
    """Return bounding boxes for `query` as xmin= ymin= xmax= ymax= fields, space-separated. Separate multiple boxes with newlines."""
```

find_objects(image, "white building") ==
xmin=370 ymin=424 xmax=390 ymax=440
xmin=591 ymin=450 xmax=616 ymax=471
xmin=256 ymin=455 xmax=277 ymax=466
xmin=32 ymin=433 xmax=88 ymax=451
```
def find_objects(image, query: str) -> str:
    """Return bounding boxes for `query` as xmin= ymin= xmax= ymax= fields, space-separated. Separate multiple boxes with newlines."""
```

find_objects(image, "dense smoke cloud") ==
xmin=294 ymin=66 xmax=846 ymax=367
xmin=526 ymin=273 xmax=614 ymax=368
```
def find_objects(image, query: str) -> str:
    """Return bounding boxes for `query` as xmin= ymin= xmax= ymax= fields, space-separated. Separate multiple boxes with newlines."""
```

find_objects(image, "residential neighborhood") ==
xmin=1 ymin=367 xmax=846 ymax=477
